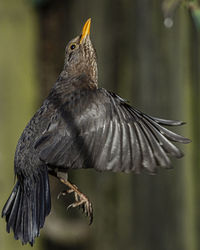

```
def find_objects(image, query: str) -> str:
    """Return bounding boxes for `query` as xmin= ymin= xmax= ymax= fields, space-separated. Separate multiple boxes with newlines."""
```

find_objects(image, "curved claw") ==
xmin=57 ymin=190 xmax=67 ymax=199
xmin=67 ymin=203 xmax=74 ymax=210
xmin=66 ymin=199 xmax=93 ymax=224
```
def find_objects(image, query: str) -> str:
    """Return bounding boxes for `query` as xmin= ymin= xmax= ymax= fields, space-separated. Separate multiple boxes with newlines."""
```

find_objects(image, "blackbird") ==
xmin=2 ymin=18 xmax=190 ymax=245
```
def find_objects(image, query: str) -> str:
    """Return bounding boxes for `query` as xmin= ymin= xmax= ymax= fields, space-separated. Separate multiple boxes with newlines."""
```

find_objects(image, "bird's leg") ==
xmin=58 ymin=177 xmax=93 ymax=224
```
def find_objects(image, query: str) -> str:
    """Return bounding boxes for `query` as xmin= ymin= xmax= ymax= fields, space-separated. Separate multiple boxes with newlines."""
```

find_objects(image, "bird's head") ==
xmin=62 ymin=18 xmax=98 ymax=86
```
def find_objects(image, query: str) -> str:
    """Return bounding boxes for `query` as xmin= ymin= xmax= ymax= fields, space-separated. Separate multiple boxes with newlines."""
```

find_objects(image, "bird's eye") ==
xmin=70 ymin=44 xmax=76 ymax=50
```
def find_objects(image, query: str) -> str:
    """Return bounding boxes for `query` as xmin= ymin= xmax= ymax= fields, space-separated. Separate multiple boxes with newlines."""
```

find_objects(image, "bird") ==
xmin=2 ymin=18 xmax=191 ymax=246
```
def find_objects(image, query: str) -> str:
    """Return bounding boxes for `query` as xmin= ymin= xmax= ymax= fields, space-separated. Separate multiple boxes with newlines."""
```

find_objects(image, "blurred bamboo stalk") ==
xmin=0 ymin=0 xmax=40 ymax=249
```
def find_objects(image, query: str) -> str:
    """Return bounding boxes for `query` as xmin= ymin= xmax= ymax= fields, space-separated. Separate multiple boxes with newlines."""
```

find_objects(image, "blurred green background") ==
xmin=0 ymin=0 xmax=199 ymax=249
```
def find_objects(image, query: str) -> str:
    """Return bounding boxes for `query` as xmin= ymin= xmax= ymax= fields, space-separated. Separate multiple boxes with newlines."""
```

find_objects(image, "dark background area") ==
xmin=0 ymin=0 xmax=200 ymax=250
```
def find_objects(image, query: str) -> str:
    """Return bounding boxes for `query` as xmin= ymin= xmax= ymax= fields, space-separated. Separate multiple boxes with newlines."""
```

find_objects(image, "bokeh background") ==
xmin=0 ymin=0 xmax=199 ymax=249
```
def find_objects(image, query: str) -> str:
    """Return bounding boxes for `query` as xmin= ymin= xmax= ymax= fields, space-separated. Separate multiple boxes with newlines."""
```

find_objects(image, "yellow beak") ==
xmin=80 ymin=18 xmax=91 ymax=44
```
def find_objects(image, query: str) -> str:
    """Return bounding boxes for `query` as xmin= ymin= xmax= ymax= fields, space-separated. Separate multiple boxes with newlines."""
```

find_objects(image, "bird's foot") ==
xmin=67 ymin=192 xmax=93 ymax=224
xmin=58 ymin=177 xmax=93 ymax=224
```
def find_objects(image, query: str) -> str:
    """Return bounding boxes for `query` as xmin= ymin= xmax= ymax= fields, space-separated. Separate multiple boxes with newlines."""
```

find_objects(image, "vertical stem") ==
xmin=0 ymin=0 xmax=40 ymax=248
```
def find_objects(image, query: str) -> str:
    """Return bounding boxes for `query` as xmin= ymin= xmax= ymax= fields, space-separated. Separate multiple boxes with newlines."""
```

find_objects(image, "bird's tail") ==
xmin=1 ymin=167 xmax=51 ymax=246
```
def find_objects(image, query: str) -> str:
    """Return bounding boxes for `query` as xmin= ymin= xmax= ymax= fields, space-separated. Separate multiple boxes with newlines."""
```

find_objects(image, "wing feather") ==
xmin=134 ymin=122 xmax=157 ymax=173
xmin=34 ymin=88 xmax=190 ymax=174
xmin=138 ymin=120 xmax=171 ymax=167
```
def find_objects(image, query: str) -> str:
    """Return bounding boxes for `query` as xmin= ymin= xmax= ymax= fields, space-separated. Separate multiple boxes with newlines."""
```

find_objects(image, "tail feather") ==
xmin=2 ymin=168 xmax=51 ymax=245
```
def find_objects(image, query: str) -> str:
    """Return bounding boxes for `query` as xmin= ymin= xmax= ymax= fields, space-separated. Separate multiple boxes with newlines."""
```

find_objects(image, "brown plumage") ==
xmin=2 ymin=18 xmax=190 ymax=245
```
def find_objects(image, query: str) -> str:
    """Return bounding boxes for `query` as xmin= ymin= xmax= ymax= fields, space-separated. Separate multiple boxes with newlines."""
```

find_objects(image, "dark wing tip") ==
xmin=181 ymin=138 xmax=191 ymax=144
xmin=150 ymin=116 xmax=187 ymax=126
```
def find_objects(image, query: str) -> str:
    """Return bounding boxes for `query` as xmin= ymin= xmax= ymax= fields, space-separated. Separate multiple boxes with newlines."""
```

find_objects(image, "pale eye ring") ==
xmin=70 ymin=44 xmax=76 ymax=50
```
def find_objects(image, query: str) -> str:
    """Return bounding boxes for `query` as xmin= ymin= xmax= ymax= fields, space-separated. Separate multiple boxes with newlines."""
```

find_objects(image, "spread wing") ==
xmin=34 ymin=88 xmax=190 ymax=174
